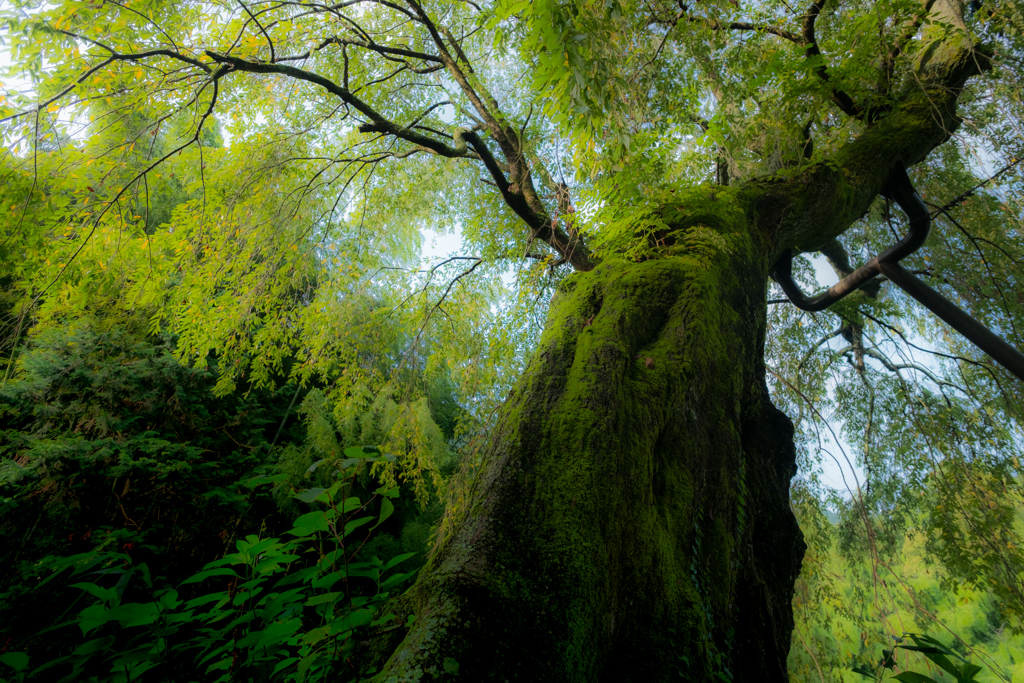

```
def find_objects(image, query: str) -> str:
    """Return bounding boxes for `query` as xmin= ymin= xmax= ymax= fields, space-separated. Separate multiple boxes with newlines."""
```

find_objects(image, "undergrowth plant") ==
xmin=854 ymin=633 xmax=987 ymax=683
xmin=0 ymin=446 xmax=416 ymax=683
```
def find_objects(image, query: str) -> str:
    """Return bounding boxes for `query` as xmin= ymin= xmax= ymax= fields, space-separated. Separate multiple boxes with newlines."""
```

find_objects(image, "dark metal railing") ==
xmin=769 ymin=162 xmax=1024 ymax=382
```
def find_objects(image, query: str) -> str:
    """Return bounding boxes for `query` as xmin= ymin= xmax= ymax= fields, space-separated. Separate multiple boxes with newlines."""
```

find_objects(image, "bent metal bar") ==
xmin=770 ymin=161 xmax=1024 ymax=383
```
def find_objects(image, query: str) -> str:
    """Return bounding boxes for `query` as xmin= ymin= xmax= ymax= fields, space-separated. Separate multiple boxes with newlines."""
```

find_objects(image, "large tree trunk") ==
xmin=362 ymin=18 xmax=986 ymax=681
xmin=367 ymin=224 xmax=804 ymax=681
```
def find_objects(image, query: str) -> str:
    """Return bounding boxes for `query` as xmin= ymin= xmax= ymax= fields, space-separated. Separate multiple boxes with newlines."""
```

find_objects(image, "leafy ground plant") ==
xmin=854 ymin=633 xmax=987 ymax=683
xmin=0 ymin=446 xmax=416 ymax=683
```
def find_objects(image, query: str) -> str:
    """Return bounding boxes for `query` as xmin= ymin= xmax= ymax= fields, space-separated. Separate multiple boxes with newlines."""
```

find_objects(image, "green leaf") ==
xmin=374 ymin=485 xmax=400 ymax=498
xmin=261 ymin=587 xmax=306 ymax=621
xmin=105 ymin=602 xmax=161 ymax=628
xmin=0 ymin=653 xmax=29 ymax=672
xmin=272 ymin=657 xmax=300 ymax=676
xmin=959 ymin=663 xmax=982 ymax=681
xmin=288 ymin=508 xmax=339 ymax=536
xmin=917 ymin=652 xmax=961 ymax=679
xmin=382 ymin=552 xmax=417 ymax=571
xmin=294 ymin=487 xmax=326 ymax=503
xmin=892 ymin=673 xmax=939 ymax=683
xmin=851 ymin=664 xmax=876 ymax=679
xmin=372 ymin=498 xmax=395 ymax=530
xmin=301 ymin=625 xmax=332 ymax=646
xmin=72 ymin=636 xmax=116 ymax=656
xmin=906 ymin=635 xmax=965 ymax=679
xmin=380 ymin=570 xmax=417 ymax=589
xmin=340 ymin=496 xmax=364 ymax=512
xmin=254 ymin=555 xmax=302 ymax=574
xmin=312 ymin=571 xmax=344 ymax=591
xmin=185 ymin=592 xmax=231 ymax=609
xmin=70 ymin=582 xmax=116 ymax=603
xmin=158 ymin=589 xmax=181 ymax=610
xmin=343 ymin=515 xmax=375 ymax=537
xmin=244 ymin=536 xmax=282 ymax=558
xmin=305 ymin=591 xmax=344 ymax=607
xmin=297 ymin=652 xmax=321 ymax=675
xmin=329 ymin=608 xmax=373 ymax=633
xmin=244 ymin=473 xmax=289 ymax=488
xmin=235 ymin=617 xmax=301 ymax=649
xmin=907 ymin=635 xmax=961 ymax=658
xmin=182 ymin=567 xmax=240 ymax=584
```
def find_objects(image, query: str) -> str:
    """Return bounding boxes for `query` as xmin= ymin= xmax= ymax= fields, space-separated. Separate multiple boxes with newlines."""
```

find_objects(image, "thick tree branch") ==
xmin=666 ymin=3 xmax=803 ymax=44
xmin=0 ymin=44 xmax=213 ymax=124
xmin=204 ymin=51 xmax=471 ymax=159
xmin=757 ymin=22 xmax=989 ymax=260
xmin=802 ymin=0 xmax=865 ymax=118
xmin=387 ymin=0 xmax=594 ymax=269
xmin=463 ymin=132 xmax=593 ymax=271
xmin=273 ymin=35 xmax=443 ymax=66
xmin=205 ymin=47 xmax=591 ymax=268
xmin=237 ymin=0 xmax=276 ymax=62
xmin=198 ymin=0 xmax=594 ymax=271
xmin=884 ymin=0 xmax=940 ymax=89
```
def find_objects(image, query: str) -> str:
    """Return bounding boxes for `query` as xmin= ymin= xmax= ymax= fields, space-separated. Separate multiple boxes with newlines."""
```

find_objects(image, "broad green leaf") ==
xmin=72 ymin=636 xmax=116 ymax=656
xmin=892 ymin=673 xmax=939 ymax=683
xmin=382 ymin=552 xmax=417 ymax=571
xmin=959 ymin=663 xmax=982 ymax=681
xmin=70 ymin=582 xmax=116 ymax=603
xmin=105 ymin=602 xmax=161 ymax=628
xmin=343 ymin=515 xmax=375 ymax=538
xmin=372 ymin=498 xmax=395 ymax=530
xmin=294 ymin=487 xmax=327 ymax=503
xmin=288 ymin=509 xmax=339 ymax=536
xmin=0 ymin=653 xmax=29 ymax=672
xmin=182 ymin=568 xmax=240 ymax=584
xmin=305 ymin=591 xmax=344 ymax=607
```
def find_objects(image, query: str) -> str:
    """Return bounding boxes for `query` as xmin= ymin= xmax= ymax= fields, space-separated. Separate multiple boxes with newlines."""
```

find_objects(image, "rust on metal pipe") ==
xmin=770 ymin=161 xmax=1024 ymax=382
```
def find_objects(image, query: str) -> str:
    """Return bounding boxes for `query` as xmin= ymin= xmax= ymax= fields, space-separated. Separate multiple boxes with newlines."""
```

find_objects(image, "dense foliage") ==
xmin=1 ymin=448 xmax=420 ymax=683
xmin=0 ymin=311 xmax=457 ymax=679
xmin=790 ymin=489 xmax=1024 ymax=682
xmin=2 ymin=0 xmax=1024 ymax=677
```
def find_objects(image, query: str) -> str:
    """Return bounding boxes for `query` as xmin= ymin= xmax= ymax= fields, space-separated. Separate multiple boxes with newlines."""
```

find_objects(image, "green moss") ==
xmin=365 ymin=208 xmax=803 ymax=681
xmin=364 ymin=25 xmax=989 ymax=682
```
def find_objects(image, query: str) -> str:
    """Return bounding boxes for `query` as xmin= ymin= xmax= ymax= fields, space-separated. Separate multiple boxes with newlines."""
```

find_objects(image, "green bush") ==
xmin=0 ymin=448 xmax=416 ymax=682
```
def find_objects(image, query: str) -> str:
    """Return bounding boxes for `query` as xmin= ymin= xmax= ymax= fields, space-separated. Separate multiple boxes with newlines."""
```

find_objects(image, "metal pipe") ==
xmin=768 ymin=163 xmax=927 ymax=312
xmin=878 ymin=262 xmax=1024 ymax=380
xmin=770 ymin=161 xmax=1024 ymax=382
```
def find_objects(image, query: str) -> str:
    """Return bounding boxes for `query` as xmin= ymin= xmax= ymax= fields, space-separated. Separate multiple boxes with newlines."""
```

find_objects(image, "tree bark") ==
xmin=361 ymin=15 xmax=989 ymax=683
xmin=365 ymin=222 xmax=803 ymax=681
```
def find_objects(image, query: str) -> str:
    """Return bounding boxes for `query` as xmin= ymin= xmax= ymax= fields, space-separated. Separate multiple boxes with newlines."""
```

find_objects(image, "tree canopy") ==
xmin=3 ymin=0 xmax=1024 ymax=677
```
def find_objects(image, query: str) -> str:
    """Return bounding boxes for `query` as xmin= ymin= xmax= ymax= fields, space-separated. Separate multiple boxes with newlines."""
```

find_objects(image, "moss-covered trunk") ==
xmin=358 ymin=15 xmax=988 ymax=679
xmin=368 ymin=217 xmax=804 ymax=681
